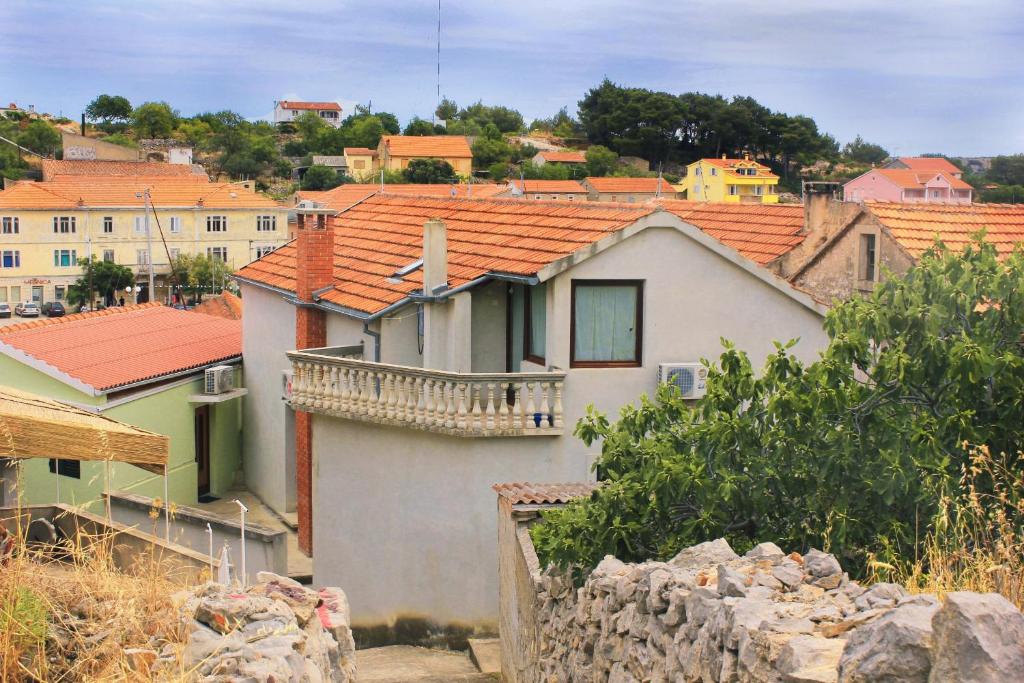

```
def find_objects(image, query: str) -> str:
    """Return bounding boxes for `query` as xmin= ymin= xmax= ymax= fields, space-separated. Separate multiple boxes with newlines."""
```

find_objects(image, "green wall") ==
xmin=1 ymin=357 xmax=242 ymax=513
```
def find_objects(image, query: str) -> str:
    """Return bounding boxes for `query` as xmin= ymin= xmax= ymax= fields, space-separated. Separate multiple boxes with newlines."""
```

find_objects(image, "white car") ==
xmin=15 ymin=301 xmax=40 ymax=317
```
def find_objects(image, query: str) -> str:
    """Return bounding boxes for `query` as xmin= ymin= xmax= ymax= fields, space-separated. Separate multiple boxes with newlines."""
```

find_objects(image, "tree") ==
xmin=301 ymin=164 xmax=343 ymax=190
xmin=488 ymin=162 xmax=511 ymax=182
xmin=99 ymin=133 xmax=137 ymax=148
xmin=16 ymin=120 xmax=60 ymax=156
xmin=471 ymin=124 xmax=513 ymax=169
xmin=585 ymin=145 xmax=618 ymax=177
xmin=84 ymin=94 xmax=132 ymax=126
xmin=67 ymin=257 xmax=135 ymax=307
xmin=842 ymin=135 xmax=889 ymax=164
xmin=987 ymin=155 xmax=1024 ymax=186
xmin=979 ymin=185 xmax=1023 ymax=204
xmin=403 ymin=117 xmax=439 ymax=136
xmin=435 ymin=97 xmax=458 ymax=122
xmin=531 ymin=237 xmax=1024 ymax=579
xmin=132 ymin=102 xmax=177 ymax=139
xmin=579 ymin=79 xmax=681 ymax=165
xmin=174 ymin=119 xmax=214 ymax=148
xmin=403 ymin=158 xmax=455 ymax=183
xmin=171 ymin=253 xmax=234 ymax=302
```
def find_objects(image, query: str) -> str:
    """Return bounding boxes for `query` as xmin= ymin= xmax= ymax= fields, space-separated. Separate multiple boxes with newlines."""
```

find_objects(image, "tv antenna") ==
xmin=434 ymin=0 xmax=441 ymax=124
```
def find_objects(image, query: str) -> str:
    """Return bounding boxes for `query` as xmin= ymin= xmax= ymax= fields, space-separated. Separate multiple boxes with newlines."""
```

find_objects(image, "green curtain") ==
xmin=574 ymin=284 xmax=638 ymax=361
xmin=529 ymin=283 xmax=547 ymax=359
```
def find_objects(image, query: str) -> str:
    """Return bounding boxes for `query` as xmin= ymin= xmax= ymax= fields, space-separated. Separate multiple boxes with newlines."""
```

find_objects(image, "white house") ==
xmin=233 ymin=194 xmax=830 ymax=633
xmin=273 ymin=101 xmax=343 ymax=129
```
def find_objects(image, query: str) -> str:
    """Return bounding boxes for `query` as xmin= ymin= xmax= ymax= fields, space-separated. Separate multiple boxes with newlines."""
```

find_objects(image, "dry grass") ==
xmin=0 ymin=509 xmax=194 ymax=682
xmin=869 ymin=444 xmax=1024 ymax=609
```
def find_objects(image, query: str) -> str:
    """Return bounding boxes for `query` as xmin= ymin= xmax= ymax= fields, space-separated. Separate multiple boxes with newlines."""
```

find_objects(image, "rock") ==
xmin=813 ymin=573 xmax=843 ymax=590
xmin=928 ymin=592 xmax=1024 ymax=683
xmin=777 ymin=634 xmax=845 ymax=682
xmin=853 ymin=583 xmax=905 ymax=611
xmin=717 ymin=565 xmax=749 ymax=597
xmin=837 ymin=600 xmax=937 ymax=682
xmin=745 ymin=542 xmax=786 ymax=563
xmin=773 ymin=562 xmax=806 ymax=590
xmin=670 ymin=538 xmax=738 ymax=569
xmin=819 ymin=609 xmax=886 ymax=638
xmin=804 ymin=549 xmax=842 ymax=579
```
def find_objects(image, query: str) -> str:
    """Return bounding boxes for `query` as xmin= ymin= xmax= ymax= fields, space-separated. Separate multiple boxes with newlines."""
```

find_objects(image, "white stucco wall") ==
xmin=240 ymin=283 xmax=297 ymax=514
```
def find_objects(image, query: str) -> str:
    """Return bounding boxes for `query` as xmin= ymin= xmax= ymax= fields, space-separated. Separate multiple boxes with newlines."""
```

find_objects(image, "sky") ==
xmin=0 ymin=0 xmax=1021 ymax=156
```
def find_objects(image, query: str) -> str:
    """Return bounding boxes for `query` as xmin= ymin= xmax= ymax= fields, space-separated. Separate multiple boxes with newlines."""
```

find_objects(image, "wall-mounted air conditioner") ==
xmin=658 ymin=363 xmax=708 ymax=399
xmin=204 ymin=365 xmax=235 ymax=395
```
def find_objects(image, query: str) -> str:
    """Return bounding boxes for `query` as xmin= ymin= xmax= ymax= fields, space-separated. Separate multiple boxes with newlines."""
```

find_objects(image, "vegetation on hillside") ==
xmin=532 ymin=238 xmax=1024 ymax=588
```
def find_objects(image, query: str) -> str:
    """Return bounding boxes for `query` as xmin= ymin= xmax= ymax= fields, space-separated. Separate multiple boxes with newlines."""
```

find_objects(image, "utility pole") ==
xmin=136 ymin=189 xmax=155 ymax=302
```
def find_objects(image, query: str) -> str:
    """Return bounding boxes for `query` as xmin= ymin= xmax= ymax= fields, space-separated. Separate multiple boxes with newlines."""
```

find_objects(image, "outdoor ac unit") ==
xmin=658 ymin=363 xmax=708 ymax=399
xmin=204 ymin=365 xmax=235 ymax=395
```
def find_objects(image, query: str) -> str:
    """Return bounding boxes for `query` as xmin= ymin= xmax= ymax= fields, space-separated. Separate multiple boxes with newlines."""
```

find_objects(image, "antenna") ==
xmin=435 ymin=0 xmax=441 ymax=123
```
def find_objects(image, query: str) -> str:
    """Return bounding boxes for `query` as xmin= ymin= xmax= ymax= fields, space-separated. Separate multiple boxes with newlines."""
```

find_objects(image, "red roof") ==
xmin=493 ymin=482 xmax=599 ymax=505
xmin=237 ymin=195 xmax=654 ymax=314
xmin=896 ymin=157 xmax=962 ymax=175
xmin=295 ymin=184 xmax=505 ymax=211
xmin=0 ymin=304 xmax=241 ymax=392
xmin=381 ymin=135 xmax=473 ymax=159
xmin=344 ymin=147 xmax=377 ymax=156
xmin=585 ymin=177 xmax=675 ymax=194
xmin=538 ymin=151 xmax=586 ymax=164
xmin=508 ymin=179 xmax=587 ymax=194
xmin=659 ymin=200 xmax=806 ymax=264
xmin=872 ymin=169 xmax=973 ymax=191
xmin=42 ymin=160 xmax=199 ymax=181
xmin=279 ymin=101 xmax=342 ymax=111
xmin=191 ymin=291 xmax=243 ymax=320
xmin=864 ymin=202 xmax=1024 ymax=258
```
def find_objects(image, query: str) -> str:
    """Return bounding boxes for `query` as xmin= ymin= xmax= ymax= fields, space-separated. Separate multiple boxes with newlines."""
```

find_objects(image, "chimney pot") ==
xmin=423 ymin=218 xmax=448 ymax=294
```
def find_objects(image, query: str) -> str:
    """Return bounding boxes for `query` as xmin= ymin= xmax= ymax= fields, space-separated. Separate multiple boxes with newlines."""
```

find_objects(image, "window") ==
xmin=353 ymin=159 xmax=366 ymax=169
xmin=53 ymin=249 xmax=77 ymax=267
xmin=567 ymin=194 xmax=575 ymax=201
xmin=695 ymin=167 xmax=702 ymax=176
xmin=169 ymin=216 xmax=182 ymax=233
xmin=861 ymin=234 xmax=877 ymax=281
xmin=693 ymin=183 xmax=700 ymax=194
xmin=10 ymin=286 xmax=20 ymax=302
xmin=103 ymin=249 xmax=115 ymax=263
xmin=0 ymin=287 xmax=6 ymax=303
xmin=134 ymin=216 xmax=146 ymax=235
xmin=0 ymin=251 xmax=18 ymax=268
xmin=1 ymin=217 xmax=17 ymax=234
xmin=54 ymin=285 xmax=65 ymax=300
xmin=206 ymin=215 xmax=227 ymax=232
xmin=931 ymin=190 xmax=941 ymax=198
xmin=48 ymin=458 xmax=81 ymax=479
xmin=255 ymin=245 xmax=276 ymax=258
xmin=729 ymin=185 xmax=738 ymax=195
xmin=257 ymin=215 xmax=276 ymax=232
xmin=710 ymin=168 xmax=717 ymax=176
xmin=523 ymin=283 xmax=547 ymax=364
xmin=208 ymin=246 xmax=228 ymax=262
xmin=52 ymin=216 xmax=76 ymax=233
xmin=169 ymin=248 xmax=180 ymax=260
xmin=754 ymin=185 xmax=764 ymax=196
xmin=103 ymin=216 xmax=113 ymax=233
xmin=534 ymin=194 xmax=543 ymax=200
xmin=570 ymin=280 xmax=643 ymax=368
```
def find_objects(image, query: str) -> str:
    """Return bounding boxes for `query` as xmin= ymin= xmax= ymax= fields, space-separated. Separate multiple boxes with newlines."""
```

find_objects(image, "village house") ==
xmin=310 ymin=155 xmax=348 ymax=177
xmin=0 ymin=173 xmax=288 ymax=306
xmin=844 ymin=157 xmax=972 ymax=203
xmin=342 ymin=147 xmax=377 ymax=181
xmin=377 ymin=135 xmax=474 ymax=177
xmin=60 ymin=131 xmax=142 ymax=162
xmin=40 ymin=159 xmax=205 ymax=181
xmin=583 ymin=176 xmax=677 ymax=202
xmin=233 ymin=194 xmax=829 ymax=632
xmin=274 ymin=100 xmax=343 ymax=128
xmin=498 ymin=179 xmax=587 ymax=201
xmin=531 ymin=150 xmax=586 ymax=168
xmin=0 ymin=303 xmax=243 ymax=511
xmin=684 ymin=156 xmax=780 ymax=204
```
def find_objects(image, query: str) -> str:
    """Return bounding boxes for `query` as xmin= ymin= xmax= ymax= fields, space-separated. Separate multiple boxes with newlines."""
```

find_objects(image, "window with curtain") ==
xmin=524 ymin=282 xmax=547 ymax=364
xmin=571 ymin=280 xmax=643 ymax=367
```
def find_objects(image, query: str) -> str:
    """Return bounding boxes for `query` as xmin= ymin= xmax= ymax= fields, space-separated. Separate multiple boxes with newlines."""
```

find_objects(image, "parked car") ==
xmin=14 ymin=302 xmax=40 ymax=317
xmin=42 ymin=302 xmax=66 ymax=317
xmin=0 ymin=303 xmax=10 ymax=319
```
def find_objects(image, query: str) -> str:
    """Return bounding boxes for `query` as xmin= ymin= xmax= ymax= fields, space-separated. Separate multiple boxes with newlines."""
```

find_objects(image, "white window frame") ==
xmin=729 ymin=185 xmax=738 ymax=196
xmin=53 ymin=249 xmax=77 ymax=267
xmin=207 ymin=246 xmax=228 ymax=262
xmin=136 ymin=249 xmax=149 ymax=266
xmin=1 ymin=250 xmax=20 ymax=269
xmin=102 ymin=249 xmax=115 ymax=263
xmin=206 ymin=215 xmax=228 ymax=233
xmin=134 ymin=216 xmax=146 ymax=235
xmin=103 ymin=216 xmax=113 ymax=233
xmin=256 ymin=215 xmax=277 ymax=232
xmin=52 ymin=216 xmax=76 ymax=234
xmin=169 ymin=247 xmax=180 ymax=260
xmin=255 ymin=245 xmax=276 ymax=258
xmin=1 ymin=217 xmax=17 ymax=234
xmin=169 ymin=216 xmax=182 ymax=234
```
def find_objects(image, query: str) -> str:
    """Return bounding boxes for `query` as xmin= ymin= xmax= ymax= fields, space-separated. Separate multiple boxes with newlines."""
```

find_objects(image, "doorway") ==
xmin=31 ymin=285 xmax=43 ymax=303
xmin=194 ymin=405 xmax=211 ymax=496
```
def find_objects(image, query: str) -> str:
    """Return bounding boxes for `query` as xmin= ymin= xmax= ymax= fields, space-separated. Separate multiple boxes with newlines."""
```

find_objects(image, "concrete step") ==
xmin=467 ymin=637 xmax=501 ymax=675
xmin=356 ymin=645 xmax=498 ymax=682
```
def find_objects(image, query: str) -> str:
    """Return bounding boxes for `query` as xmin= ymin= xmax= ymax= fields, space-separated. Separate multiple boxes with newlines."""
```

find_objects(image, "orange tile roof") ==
xmin=41 ymin=160 xmax=199 ymax=181
xmin=896 ymin=157 xmax=962 ymax=175
xmin=659 ymin=200 xmax=806 ymax=264
xmin=0 ymin=303 xmax=241 ymax=392
xmin=493 ymin=481 xmax=599 ymax=505
xmin=382 ymin=135 xmax=473 ymax=159
xmin=237 ymin=195 xmax=655 ymax=314
xmin=191 ymin=291 xmax=243 ymax=320
xmin=864 ymin=202 xmax=1024 ymax=258
xmin=874 ymin=169 xmax=973 ymax=191
xmin=344 ymin=147 xmax=376 ymax=156
xmin=585 ymin=177 xmax=676 ymax=194
xmin=279 ymin=101 xmax=341 ymax=111
xmin=538 ymin=151 xmax=586 ymax=164
xmin=295 ymin=183 xmax=504 ymax=211
xmin=0 ymin=175 xmax=282 ymax=210
xmin=698 ymin=157 xmax=779 ymax=180
xmin=508 ymin=180 xmax=587 ymax=194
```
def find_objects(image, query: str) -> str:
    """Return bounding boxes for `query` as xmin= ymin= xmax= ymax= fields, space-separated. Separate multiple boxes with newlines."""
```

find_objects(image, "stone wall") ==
xmin=515 ymin=537 xmax=1024 ymax=682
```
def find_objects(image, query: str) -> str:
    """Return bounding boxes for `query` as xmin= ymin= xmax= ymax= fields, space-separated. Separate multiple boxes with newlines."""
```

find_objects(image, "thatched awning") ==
xmin=0 ymin=386 xmax=169 ymax=474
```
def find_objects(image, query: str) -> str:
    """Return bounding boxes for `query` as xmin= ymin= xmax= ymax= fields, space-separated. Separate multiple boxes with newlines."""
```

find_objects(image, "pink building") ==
xmin=844 ymin=166 xmax=973 ymax=204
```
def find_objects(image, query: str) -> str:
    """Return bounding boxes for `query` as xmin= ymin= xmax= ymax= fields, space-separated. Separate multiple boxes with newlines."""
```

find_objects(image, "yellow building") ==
xmin=376 ymin=135 xmax=473 ymax=177
xmin=685 ymin=155 xmax=780 ymax=204
xmin=343 ymin=147 xmax=378 ymax=182
xmin=0 ymin=174 xmax=288 ymax=306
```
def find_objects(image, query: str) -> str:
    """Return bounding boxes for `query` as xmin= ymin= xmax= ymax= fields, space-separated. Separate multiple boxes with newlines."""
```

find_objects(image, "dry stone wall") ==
xmin=532 ymin=539 xmax=1024 ymax=682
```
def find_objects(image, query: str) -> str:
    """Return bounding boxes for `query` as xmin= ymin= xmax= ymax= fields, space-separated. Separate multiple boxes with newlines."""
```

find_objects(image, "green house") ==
xmin=0 ymin=303 xmax=244 ymax=512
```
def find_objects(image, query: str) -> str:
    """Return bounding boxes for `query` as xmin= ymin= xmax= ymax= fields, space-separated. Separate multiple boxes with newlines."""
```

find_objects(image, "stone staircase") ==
xmin=356 ymin=639 xmax=500 ymax=682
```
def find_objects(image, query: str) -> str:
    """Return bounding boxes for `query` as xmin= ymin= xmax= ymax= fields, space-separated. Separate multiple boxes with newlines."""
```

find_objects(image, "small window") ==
xmin=54 ymin=285 xmax=65 ymax=300
xmin=729 ymin=185 xmax=738 ymax=195
xmin=134 ymin=216 xmax=146 ymax=235
xmin=103 ymin=216 xmax=113 ymax=233
xmin=571 ymin=280 xmax=643 ymax=368
xmin=257 ymin=215 xmax=276 ymax=232
xmin=695 ymin=167 xmax=702 ymax=176
xmin=52 ymin=216 xmax=76 ymax=233
xmin=523 ymin=282 xmax=547 ymax=364
xmin=255 ymin=245 xmax=276 ymax=258
xmin=567 ymin=194 xmax=575 ymax=201
xmin=1 ymin=217 xmax=17 ymax=234
xmin=136 ymin=249 xmax=149 ymax=266
xmin=169 ymin=248 xmax=180 ymax=261
xmin=208 ymin=246 xmax=228 ymax=262
xmin=102 ymin=249 xmax=115 ymax=263
xmin=861 ymin=234 xmax=877 ymax=281
xmin=710 ymin=168 xmax=717 ymax=176
xmin=53 ymin=249 xmax=77 ymax=267
xmin=48 ymin=458 xmax=81 ymax=479
xmin=169 ymin=216 xmax=182 ymax=233
xmin=0 ymin=251 xmax=19 ymax=269
xmin=206 ymin=216 xmax=228 ymax=232
xmin=754 ymin=185 xmax=763 ymax=196
xmin=534 ymin=194 xmax=543 ymax=200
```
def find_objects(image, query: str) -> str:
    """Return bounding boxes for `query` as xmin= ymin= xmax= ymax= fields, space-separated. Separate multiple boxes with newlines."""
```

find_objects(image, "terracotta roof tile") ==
xmin=237 ymin=195 xmax=654 ymax=314
xmin=295 ymin=183 xmax=504 ymax=211
xmin=0 ymin=304 xmax=241 ymax=392
xmin=896 ymin=157 xmax=962 ymax=175
xmin=538 ymin=151 xmax=586 ymax=163
xmin=344 ymin=147 xmax=376 ymax=156
xmin=697 ymin=157 xmax=779 ymax=179
xmin=865 ymin=202 xmax=1024 ymax=258
xmin=658 ymin=199 xmax=805 ymax=264
xmin=874 ymin=169 xmax=973 ymax=191
xmin=585 ymin=177 xmax=675 ymax=194
xmin=279 ymin=101 xmax=341 ymax=111
xmin=191 ymin=291 xmax=243 ymax=320
xmin=41 ymin=159 xmax=200 ymax=181
xmin=382 ymin=135 xmax=473 ymax=158
xmin=492 ymin=481 xmax=599 ymax=505
xmin=508 ymin=180 xmax=587 ymax=194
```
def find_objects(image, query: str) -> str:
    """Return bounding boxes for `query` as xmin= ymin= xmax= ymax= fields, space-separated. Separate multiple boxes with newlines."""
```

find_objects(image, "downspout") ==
xmin=363 ymin=320 xmax=381 ymax=362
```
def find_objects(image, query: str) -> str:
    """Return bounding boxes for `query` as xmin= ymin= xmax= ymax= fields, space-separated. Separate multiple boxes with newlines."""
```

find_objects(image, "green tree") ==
xmin=174 ymin=119 xmax=214 ymax=148
xmin=132 ymin=102 xmax=177 ymax=139
xmin=488 ymin=161 xmax=511 ymax=181
xmin=301 ymin=164 xmax=343 ymax=190
xmin=842 ymin=135 xmax=889 ymax=164
xmin=585 ymin=144 xmax=618 ymax=176
xmin=403 ymin=158 xmax=455 ymax=183
xmin=988 ymin=155 xmax=1024 ymax=186
xmin=99 ymin=133 xmax=138 ymax=148
xmin=67 ymin=257 xmax=135 ymax=307
xmin=171 ymin=253 xmax=234 ymax=302
xmin=979 ymin=185 xmax=1023 ymax=203
xmin=403 ymin=117 xmax=439 ymax=136
xmin=294 ymin=111 xmax=329 ymax=144
xmin=435 ymin=97 xmax=458 ymax=122
xmin=532 ymin=237 xmax=1024 ymax=578
xmin=471 ymin=124 xmax=513 ymax=169
xmin=346 ymin=116 xmax=386 ymax=149
xmin=84 ymin=94 xmax=133 ymax=127
xmin=16 ymin=120 xmax=60 ymax=156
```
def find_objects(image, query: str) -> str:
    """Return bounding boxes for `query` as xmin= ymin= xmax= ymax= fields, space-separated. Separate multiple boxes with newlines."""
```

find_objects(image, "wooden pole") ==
xmin=163 ymin=465 xmax=170 ymax=542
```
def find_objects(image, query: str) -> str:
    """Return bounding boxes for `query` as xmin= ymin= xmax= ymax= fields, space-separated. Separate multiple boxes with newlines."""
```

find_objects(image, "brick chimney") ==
xmin=293 ymin=208 xmax=335 ymax=557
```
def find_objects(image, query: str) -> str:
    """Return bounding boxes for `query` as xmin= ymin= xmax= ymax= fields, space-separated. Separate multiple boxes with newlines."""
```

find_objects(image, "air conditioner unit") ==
xmin=658 ymin=363 xmax=708 ymax=399
xmin=204 ymin=365 xmax=235 ymax=395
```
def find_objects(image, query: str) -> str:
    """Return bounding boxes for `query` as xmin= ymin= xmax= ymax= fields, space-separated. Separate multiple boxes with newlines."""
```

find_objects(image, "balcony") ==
xmin=287 ymin=348 xmax=566 ymax=437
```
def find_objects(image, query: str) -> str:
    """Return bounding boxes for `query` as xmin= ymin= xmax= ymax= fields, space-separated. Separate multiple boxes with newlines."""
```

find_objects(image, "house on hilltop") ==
xmin=684 ymin=156 xmax=780 ymax=204
xmin=274 ymin=100 xmax=343 ymax=128
xmin=844 ymin=157 xmax=972 ymax=204
xmin=377 ymin=135 xmax=474 ymax=177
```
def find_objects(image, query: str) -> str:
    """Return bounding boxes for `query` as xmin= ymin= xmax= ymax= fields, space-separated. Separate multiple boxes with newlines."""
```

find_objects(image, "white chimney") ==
xmin=423 ymin=218 xmax=448 ymax=293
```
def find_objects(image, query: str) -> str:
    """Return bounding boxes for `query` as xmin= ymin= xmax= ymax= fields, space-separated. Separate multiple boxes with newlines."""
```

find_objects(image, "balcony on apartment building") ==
xmin=287 ymin=344 xmax=566 ymax=437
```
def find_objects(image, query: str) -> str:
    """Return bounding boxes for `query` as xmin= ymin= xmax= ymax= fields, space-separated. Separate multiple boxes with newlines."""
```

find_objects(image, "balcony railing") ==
xmin=287 ymin=349 xmax=565 ymax=437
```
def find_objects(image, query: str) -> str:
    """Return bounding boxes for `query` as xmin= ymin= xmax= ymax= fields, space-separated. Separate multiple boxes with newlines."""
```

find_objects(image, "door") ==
xmin=194 ymin=405 xmax=211 ymax=496
xmin=31 ymin=286 xmax=43 ymax=303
